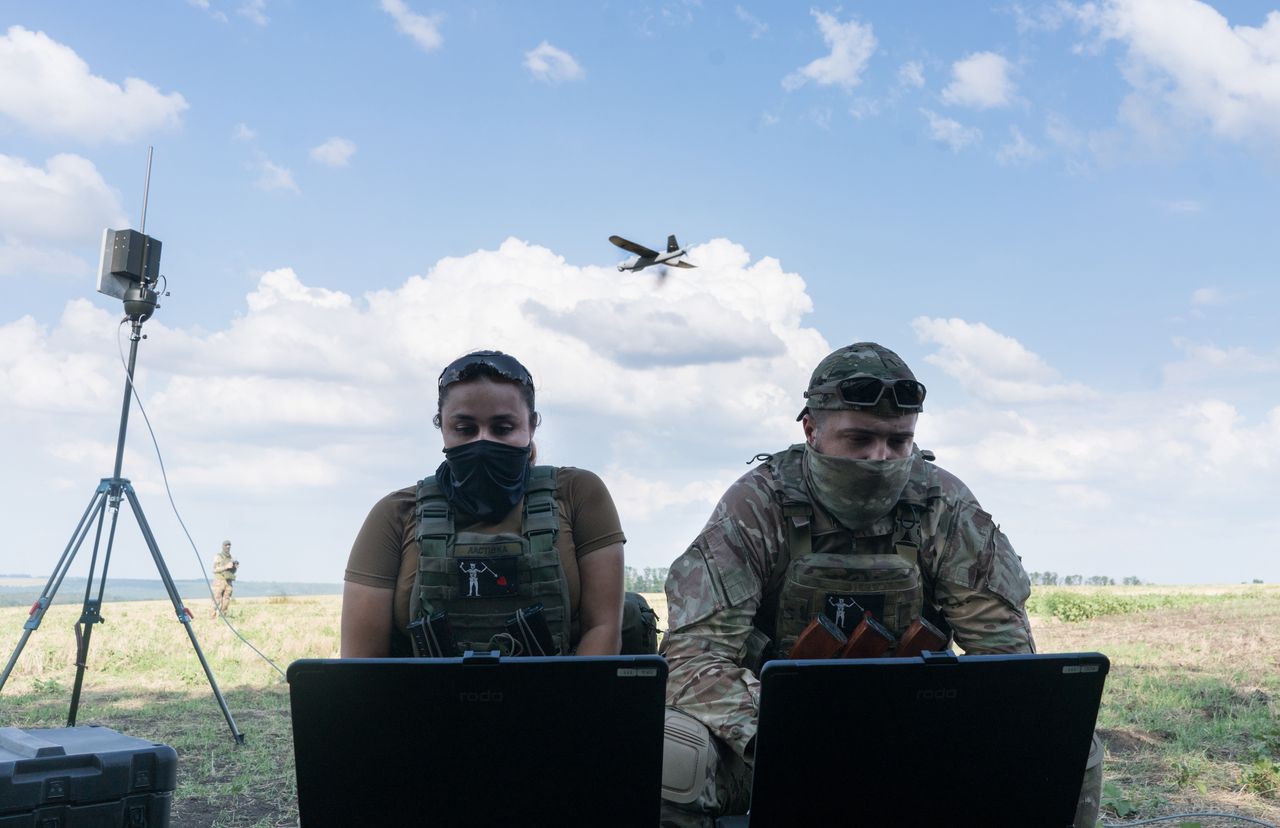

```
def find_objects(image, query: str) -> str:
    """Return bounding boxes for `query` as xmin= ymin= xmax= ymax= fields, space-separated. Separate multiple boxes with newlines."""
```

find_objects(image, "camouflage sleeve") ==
xmin=660 ymin=468 xmax=781 ymax=761
xmin=928 ymin=470 xmax=1035 ymax=655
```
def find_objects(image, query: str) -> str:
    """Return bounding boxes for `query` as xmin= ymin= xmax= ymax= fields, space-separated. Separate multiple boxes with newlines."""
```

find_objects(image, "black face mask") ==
xmin=436 ymin=440 xmax=532 ymax=523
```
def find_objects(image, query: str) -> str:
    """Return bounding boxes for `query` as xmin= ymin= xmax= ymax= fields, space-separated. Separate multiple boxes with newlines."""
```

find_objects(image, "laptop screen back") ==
xmin=288 ymin=654 xmax=667 ymax=827
xmin=747 ymin=652 xmax=1108 ymax=828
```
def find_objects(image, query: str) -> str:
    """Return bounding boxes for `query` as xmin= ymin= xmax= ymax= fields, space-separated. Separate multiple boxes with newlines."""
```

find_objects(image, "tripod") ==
xmin=0 ymin=286 xmax=244 ymax=743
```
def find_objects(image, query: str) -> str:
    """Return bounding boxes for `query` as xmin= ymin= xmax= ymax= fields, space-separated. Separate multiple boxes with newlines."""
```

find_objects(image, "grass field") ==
xmin=1 ymin=586 xmax=1277 ymax=827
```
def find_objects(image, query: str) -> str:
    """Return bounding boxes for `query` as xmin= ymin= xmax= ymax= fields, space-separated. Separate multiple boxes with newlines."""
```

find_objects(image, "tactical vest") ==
xmin=756 ymin=445 xmax=944 ymax=659
xmin=410 ymin=466 xmax=573 ymax=656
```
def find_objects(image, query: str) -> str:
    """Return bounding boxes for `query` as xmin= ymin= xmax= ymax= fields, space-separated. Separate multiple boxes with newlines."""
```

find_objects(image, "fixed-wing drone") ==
xmin=609 ymin=234 xmax=697 ymax=273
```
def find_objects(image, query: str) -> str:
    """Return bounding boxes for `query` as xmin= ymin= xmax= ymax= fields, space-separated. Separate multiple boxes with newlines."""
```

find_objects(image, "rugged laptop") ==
xmin=733 ymin=651 xmax=1109 ymax=828
xmin=288 ymin=653 xmax=667 ymax=827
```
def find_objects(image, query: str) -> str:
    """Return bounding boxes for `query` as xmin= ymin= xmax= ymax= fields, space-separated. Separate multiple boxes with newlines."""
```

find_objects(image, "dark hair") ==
xmin=433 ymin=351 xmax=537 ymax=429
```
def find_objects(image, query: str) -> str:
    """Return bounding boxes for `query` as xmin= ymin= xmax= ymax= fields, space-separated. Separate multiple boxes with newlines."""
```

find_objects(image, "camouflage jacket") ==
xmin=660 ymin=446 xmax=1035 ymax=761
xmin=213 ymin=551 xmax=238 ymax=582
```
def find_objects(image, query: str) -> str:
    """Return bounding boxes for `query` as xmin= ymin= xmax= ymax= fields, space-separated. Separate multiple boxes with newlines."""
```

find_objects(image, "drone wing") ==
xmin=609 ymin=235 xmax=659 ymax=259
xmin=669 ymin=259 xmax=697 ymax=269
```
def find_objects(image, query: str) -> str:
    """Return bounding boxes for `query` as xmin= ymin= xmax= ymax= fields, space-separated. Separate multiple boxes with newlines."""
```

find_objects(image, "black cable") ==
xmin=1104 ymin=812 xmax=1279 ymax=827
xmin=116 ymin=321 xmax=287 ymax=680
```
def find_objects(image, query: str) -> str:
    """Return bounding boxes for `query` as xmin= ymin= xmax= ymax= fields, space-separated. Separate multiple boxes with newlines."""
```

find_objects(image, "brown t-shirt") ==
xmin=344 ymin=466 xmax=625 ymax=638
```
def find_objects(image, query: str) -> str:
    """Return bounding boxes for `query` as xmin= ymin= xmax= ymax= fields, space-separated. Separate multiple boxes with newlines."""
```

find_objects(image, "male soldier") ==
xmin=211 ymin=540 xmax=239 ymax=618
xmin=658 ymin=342 xmax=1102 ymax=826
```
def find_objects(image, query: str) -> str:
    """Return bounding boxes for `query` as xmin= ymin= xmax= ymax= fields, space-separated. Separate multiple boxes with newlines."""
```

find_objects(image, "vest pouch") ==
xmin=441 ymin=533 xmax=571 ymax=656
xmin=775 ymin=551 xmax=922 ymax=656
xmin=620 ymin=591 xmax=659 ymax=655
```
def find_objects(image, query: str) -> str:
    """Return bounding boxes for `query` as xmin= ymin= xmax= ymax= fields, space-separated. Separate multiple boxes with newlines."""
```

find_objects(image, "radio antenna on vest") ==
xmin=0 ymin=147 xmax=245 ymax=743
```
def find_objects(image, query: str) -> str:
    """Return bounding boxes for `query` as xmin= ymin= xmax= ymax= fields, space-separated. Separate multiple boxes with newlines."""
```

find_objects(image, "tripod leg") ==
xmin=123 ymin=483 xmax=245 ymax=743
xmin=67 ymin=484 xmax=121 ymax=726
xmin=0 ymin=484 xmax=110 ymax=694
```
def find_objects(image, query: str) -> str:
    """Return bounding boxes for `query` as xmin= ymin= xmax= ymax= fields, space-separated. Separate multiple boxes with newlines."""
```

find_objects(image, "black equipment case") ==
xmin=0 ymin=725 xmax=176 ymax=827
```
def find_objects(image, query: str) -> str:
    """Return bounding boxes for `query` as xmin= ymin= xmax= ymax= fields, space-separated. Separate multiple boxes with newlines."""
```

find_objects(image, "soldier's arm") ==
xmin=929 ymin=483 xmax=1035 ymax=655
xmin=660 ymin=474 xmax=776 ymax=761
xmin=340 ymin=582 xmax=393 ymax=657
xmin=575 ymin=541 xmax=623 ymax=656
xmin=342 ymin=489 xmax=413 ymax=657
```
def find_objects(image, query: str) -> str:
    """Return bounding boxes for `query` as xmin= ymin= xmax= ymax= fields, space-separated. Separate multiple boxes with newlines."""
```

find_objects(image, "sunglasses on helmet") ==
xmin=804 ymin=375 xmax=927 ymax=410
xmin=438 ymin=351 xmax=533 ymax=389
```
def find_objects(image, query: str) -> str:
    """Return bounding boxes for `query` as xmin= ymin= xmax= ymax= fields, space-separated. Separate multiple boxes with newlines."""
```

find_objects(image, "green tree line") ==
xmin=624 ymin=567 xmax=669 ymax=593
xmin=1028 ymin=572 xmax=1144 ymax=586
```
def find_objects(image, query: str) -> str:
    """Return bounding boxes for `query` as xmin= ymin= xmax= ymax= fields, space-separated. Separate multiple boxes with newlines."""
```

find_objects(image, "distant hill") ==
xmin=0 ymin=577 xmax=341 ymax=608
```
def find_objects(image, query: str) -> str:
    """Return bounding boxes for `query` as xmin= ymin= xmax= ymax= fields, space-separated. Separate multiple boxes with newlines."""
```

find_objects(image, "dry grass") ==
xmin=2 ymin=588 xmax=1277 ymax=827
xmin=1033 ymin=586 xmax=1280 ymax=827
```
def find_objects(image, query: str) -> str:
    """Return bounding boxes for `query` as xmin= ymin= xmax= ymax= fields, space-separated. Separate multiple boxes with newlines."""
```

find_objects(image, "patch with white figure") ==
xmin=824 ymin=593 xmax=884 ymax=635
xmin=456 ymin=556 xmax=519 ymax=598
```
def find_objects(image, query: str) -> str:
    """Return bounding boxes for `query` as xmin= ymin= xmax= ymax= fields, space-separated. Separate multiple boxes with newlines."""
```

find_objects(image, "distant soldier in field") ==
xmin=211 ymin=540 xmax=239 ymax=618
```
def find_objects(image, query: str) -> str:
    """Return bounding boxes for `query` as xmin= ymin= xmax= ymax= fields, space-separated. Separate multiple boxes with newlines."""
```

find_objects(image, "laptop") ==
xmin=735 ymin=651 xmax=1108 ymax=828
xmin=288 ymin=653 xmax=667 ymax=827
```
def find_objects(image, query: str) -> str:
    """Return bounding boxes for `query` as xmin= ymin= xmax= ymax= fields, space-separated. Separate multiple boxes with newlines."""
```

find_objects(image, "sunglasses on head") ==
xmin=804 ymin=375 xmax=926 ymax=410
xmin=438 ymin=352 xmax=533 ymax=389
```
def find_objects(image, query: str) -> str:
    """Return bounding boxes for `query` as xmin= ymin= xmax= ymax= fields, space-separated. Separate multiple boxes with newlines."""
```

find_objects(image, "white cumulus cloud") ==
xmin=920 ymin=109 xmax=981 ymax=151
xmin=997 ymin=125 xmax=1041 ymax=164
xmin=942 ymin=51 xmax=1016 ymax=109
xmin=309 ymin=137 xmax=357 ymax=167
xmin=381 ymin=0 xmax=443 ymax=52
xmin=1085 ymin=0 xmax=1280 ymax=144
xmin=0 ymin=26 xmax=187 ymax=143
xmin=0 ymin=239 xmax=91 ymax=280
xmin=1190 ymin=287 xmax=1225 ymax=306
xmin=1162 ymin=339 xmax=1280 ymax=384
xmin=912 ymin=316 xmax=1097 ymax=404
xmin=4 ymin=246 xmax=1279 ymax=584
xmin=524 ymin=42 xmax=585 ymax=83
xmin=897 ymin=60 xmax=925 ymax=89
xmin=0 ymin=154 xmax=128 ymax=244
xmin=783 ymin=10 xmax=876 ymax=91
xmin=254 ymin=158 xmax=299 ymax=193
xmin=0 ymin=238 xmax=832 ymax=573
xmin=238 ymin=0 xmax=268 ymax=26
xmin=735 ymin=6 xmax=768 ymax=39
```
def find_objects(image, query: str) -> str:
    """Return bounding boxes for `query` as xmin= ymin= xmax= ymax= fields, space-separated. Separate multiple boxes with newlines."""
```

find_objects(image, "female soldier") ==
xmin=341 ymin=350 xmax=625 ymax=657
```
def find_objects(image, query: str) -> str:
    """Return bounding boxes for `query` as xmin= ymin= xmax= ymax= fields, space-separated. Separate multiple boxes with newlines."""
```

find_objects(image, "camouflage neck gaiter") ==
xmin=803 ymin=443 xmax=913 ymax=530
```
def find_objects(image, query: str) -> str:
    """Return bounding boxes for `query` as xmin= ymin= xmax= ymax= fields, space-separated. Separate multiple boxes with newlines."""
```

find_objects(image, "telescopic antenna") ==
xmin=139 ymin=146 xmax=154 ymax=233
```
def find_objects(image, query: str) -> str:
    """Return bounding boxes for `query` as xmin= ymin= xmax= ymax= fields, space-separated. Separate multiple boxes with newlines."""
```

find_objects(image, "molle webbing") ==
xmin=757 ymin=445 xmax=938 ymax=659
xmin=410 ymin=466 xmax=572 ymax=655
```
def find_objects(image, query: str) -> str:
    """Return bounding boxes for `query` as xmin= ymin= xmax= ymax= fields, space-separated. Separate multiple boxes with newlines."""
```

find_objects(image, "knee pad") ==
xmin=661 ymin=708 xmax=712 ymax=805
xmin=1086 ymin=731 xmax=1103 ymax=769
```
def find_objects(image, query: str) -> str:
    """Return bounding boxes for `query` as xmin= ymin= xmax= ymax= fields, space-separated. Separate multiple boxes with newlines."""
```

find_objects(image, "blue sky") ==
xmin=1 ymin=0 xmax=1277 ymax=587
